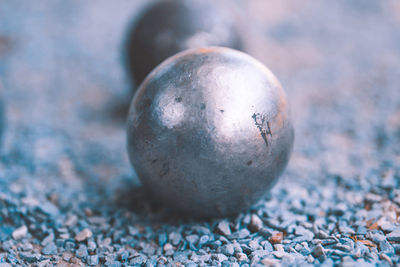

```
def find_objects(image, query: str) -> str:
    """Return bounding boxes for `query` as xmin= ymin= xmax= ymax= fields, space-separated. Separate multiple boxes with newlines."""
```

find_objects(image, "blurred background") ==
xmin=0 ymin=0 xmax=399 ymax=265
xmin=1 ymin=0 xmax=399 ymax=187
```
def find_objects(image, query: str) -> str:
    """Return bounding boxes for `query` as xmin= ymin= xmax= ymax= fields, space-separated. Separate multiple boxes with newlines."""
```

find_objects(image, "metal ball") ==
xmin=127 ymin=47 xmax=294 ymax=218
xmin=126 ymin=0 xmax=243 ymax=87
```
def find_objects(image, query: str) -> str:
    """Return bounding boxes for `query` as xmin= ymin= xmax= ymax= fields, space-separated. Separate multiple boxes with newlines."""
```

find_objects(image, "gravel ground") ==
xmin=1 ymin=0 xmax=400 ymax=266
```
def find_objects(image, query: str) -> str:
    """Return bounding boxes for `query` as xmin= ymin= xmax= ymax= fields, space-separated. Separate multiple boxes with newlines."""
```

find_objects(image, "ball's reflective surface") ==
xmin=126 ymin=0 xmax=243 ymax=87
xmin=127 ymin=47 xmax=294 ymax=218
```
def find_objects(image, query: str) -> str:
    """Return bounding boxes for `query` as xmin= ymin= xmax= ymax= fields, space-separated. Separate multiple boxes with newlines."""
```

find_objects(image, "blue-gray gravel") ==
xmin=0 ymin=0 xmax=400 ymax=266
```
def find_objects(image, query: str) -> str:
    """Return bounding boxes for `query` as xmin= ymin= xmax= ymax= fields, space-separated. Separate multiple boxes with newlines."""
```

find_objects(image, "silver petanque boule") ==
xmin=127 ymin=47 xmax=294 ymax=218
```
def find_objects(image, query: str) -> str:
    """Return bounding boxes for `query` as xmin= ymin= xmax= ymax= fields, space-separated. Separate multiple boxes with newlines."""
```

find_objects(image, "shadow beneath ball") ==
xmin=112 ymin=183 xmax=220 ymax=224
xmin=113 ymin=184 xmax=154 ymax=213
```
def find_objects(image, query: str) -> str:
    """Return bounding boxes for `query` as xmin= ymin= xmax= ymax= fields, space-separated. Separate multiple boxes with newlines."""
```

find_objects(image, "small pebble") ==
xmin=269 ymin=232 xmax=283 ymax=244
xmin=198 ymin=235 xmax=209 ymax=245
xmin=168 ymin=232 xmax=182 ymax=246
xmin=41 ymin=233 xmax=55 ymax=246
xmin=76 ymin=245 xmax=88 ymax=258
xmin=163 ymin=243 xmax=173 ymax=252
xmin=88 ymin=254 xmax=99 ymax=266
xmin=261 ymin=258 xmax=280 ymax=266
xmin=216 ymin=221 xmax=232 ymax=236
xmin=250 ymin=250 xmax=269 ymax=262
xmin=75 ymin=229 xmax=92 ymax=242
xmin=230 ymin=229 xmax=250 ymax=239
xmin=249 ymin=214 xmax=263 ymax=232
xmin=339 ymin=225 xmax=355 ymax=235
xmin=12 ymin=226 xmax=28 ymax=240
xmin=213 ymin=253 xmax=228 ymax=262
xmin=87 ymin=240 xmax=96 ymax=251
xmin=41 ymin=242 xmax=57 ymax=255
xmin=248 ymin=239 xmax=260 ymax=251
xmin=235 ymin=253 xmax=248 ymax=262
xmin=387 ymin=230 xmax=400 ymax=242
xmin=379 ymin=253 xmax=393 ymax=266
xmin=272 ymin=244 xmax=285 ymax=258
xmin=312 ymin=244 xmax=325 ymax=258
xmin=186 ymin=234 xmax=199 ymax=245
xmin=221 ymin=244 xmax=235 ymax=256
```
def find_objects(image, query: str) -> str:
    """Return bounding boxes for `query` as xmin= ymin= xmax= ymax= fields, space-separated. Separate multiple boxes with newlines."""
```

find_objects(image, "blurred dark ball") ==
xmin=127 ymin=47 xmax=294 ymax=218
xmin=125 ymin=0 xmax=244 ymax=87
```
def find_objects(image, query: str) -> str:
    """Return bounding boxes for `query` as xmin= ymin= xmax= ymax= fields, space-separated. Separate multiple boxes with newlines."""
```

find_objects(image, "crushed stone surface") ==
xmin=0 ymin=0 xmax=400 ymax=266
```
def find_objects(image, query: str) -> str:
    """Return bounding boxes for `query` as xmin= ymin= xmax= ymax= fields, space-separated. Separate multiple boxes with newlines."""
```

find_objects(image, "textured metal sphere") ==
xmin=126 ymin=0 xmax=243 ymax=87
xmin=127 ymin=47 xmax=294 ymax=218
